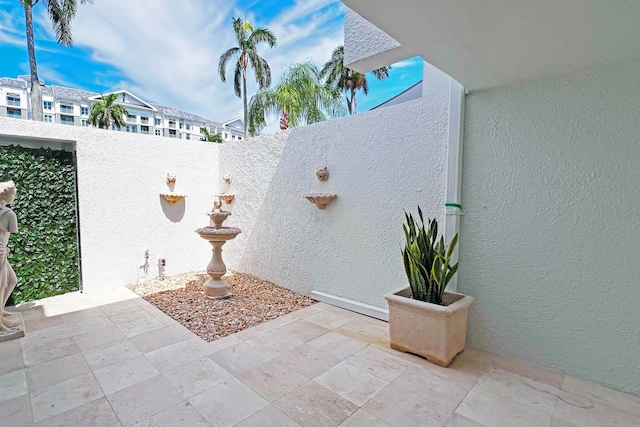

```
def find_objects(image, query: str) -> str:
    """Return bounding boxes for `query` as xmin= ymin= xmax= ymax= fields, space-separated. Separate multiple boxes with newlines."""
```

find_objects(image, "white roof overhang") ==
xmin=343 ymin=0 xmax=640 ymax=91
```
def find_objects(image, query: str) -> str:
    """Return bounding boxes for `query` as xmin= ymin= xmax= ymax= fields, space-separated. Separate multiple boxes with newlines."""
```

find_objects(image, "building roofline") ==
xmin=370 ymin=79 xmax=422 ymax=110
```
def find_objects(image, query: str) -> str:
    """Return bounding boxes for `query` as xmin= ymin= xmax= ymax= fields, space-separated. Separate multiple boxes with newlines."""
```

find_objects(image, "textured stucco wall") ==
xmin=343 ymin=7 xmax=408 ymax=73
xmin=461 ymin=59 xmax=640 ymax=396
xmin=0 ymin=118 xmax=219 ymax=292
xmin=220 ymin=96 xmax=449 ymax=308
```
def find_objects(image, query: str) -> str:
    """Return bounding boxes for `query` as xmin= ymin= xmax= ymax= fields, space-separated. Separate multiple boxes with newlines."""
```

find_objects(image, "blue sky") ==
xmin=0 ymin=0 xmax=422 ymax=132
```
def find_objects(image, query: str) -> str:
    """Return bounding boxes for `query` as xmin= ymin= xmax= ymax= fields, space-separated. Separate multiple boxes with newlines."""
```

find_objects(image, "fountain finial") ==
xmin=213 ymin=195 xmax=222 ymax=212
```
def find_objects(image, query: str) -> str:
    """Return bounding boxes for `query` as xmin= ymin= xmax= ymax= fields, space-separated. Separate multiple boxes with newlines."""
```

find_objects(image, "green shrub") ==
xmin=402 ymin=207 xmax=458 ymax=305
xmin=0 ymin=145 xmax=80 ymax=303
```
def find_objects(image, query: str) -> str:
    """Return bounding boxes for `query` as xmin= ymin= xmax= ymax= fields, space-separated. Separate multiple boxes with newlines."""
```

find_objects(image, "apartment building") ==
xmin=0 ymin=76 xmax=244 ymax=141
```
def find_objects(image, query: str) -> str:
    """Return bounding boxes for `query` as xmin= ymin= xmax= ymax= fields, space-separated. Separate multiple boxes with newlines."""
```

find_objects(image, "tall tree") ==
xmin=20 ymin=0 xmax=93 ymax=121
xmin=321 ymin=45 xmax=390 ymax=115
xmin=201 ymin=127 xmax=223 ymax=143
xmin=87 ymin=93 xmax=128 ymax=129
xmin=218 ymin=17 xmax=276 ymax=137
xmin=247 ymin=62 xmax=345 ymax=136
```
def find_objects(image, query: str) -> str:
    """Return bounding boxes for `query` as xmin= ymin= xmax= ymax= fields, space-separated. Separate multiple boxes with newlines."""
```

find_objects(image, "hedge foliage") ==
xmin=0 ymin=145 xmax=80 ymax=303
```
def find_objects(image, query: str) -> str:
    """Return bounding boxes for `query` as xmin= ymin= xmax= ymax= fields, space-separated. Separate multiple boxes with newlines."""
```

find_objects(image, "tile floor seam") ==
xmin=97 ymin=370 xmax=126 ymax=427
xmin=25 ymin=386 xmax=35 ymax=426
xmin=451 ymin=363 xmax=491 ymax=415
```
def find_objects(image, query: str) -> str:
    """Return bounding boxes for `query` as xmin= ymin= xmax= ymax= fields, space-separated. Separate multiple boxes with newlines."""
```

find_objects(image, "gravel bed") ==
xmin=127 ymin=271 xmax=316 ymax=342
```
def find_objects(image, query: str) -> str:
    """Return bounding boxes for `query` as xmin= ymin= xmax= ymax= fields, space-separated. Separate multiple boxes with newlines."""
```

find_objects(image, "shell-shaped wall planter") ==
xmin=304 ymin=194 xmax=337 ymax=209
xmin=160 ymin=192 xmax=186 ymax=204
xmin=218 ymin=193 xmax=235 ymax=204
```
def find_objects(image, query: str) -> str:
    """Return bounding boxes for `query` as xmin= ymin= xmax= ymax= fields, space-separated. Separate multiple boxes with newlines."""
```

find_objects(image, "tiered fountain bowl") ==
xmin=195 ymin=199 xmax=241 ymax=299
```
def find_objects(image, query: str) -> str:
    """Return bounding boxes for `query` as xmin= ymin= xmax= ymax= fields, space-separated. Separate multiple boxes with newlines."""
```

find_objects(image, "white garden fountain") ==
xmin=195 ymin=196 xmax=241 ymax=299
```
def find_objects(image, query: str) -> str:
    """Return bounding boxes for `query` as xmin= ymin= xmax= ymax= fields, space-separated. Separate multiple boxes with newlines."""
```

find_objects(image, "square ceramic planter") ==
xmin=384 ymin=286 xmax=474 ymax=367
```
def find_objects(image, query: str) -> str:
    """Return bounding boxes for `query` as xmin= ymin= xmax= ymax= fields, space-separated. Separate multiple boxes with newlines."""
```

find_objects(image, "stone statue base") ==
xmin=203 ymin=279 xmax=232 ymax=299
xmin=0 ymin=312 xmax=24 ymax=342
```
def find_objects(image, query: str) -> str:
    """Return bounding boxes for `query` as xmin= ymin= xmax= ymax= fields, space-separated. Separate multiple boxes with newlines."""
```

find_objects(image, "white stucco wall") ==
xmin=220 ymin=96 xmax=449 ymax=308
xmin=461 ymin=59 xmax=640 ymax=397
xmin=0 ymin=118 xmax=219 ymax=292
xmin=343 ymin=7 xmax=410 ymax=73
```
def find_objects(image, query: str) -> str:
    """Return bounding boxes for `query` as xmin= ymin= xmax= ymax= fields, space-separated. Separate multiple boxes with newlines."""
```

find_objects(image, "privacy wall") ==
xmin=0 ymin=118 xmax=219 ymax=292
xmin=220 ymin=96 xmax=449 ymax=309
xmin=460 ymin=59 xmax=640 ymax=397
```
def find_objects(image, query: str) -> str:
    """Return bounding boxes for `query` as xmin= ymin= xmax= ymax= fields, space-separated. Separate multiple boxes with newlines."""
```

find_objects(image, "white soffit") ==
xmin=343 ymin=0 xmax=640 ymax=91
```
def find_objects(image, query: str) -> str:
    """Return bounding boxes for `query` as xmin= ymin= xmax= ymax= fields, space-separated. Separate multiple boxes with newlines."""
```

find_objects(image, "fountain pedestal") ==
xmin=196 ymin=198 xmax=241 ymax=299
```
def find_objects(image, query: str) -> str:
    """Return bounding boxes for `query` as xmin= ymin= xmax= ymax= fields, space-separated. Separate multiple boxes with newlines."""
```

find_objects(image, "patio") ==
xmin=1 ymin=289 xmax=638 ymax=427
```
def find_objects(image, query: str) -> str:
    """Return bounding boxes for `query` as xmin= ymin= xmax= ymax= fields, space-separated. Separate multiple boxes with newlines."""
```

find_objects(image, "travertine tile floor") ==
xmin=1 ymin=288 xmax=639 ymax=426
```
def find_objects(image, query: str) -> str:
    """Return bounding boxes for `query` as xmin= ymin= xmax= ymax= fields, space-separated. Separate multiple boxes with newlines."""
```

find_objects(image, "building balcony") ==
xmin=7 ymin=109 xmax=22 ymax=119
xmin=7 ymin=99 xmax=21 ymax=107
xmin=60 ymin=115 xmax=74 ymax=125
xmin=60 ymin=106 xmax=74 ymax=114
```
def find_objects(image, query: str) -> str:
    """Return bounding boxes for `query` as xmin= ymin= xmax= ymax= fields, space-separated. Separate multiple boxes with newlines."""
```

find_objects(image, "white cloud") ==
xmin=64 ymin=0 xmax=344 ymax=131
xmin=0 ymin=8 xmax=26 ymax=47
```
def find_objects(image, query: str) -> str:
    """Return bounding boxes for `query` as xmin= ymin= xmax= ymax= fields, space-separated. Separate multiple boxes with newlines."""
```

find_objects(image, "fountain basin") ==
xmin=196 ymin=227 xmax=241 ymax=241
xmin=304 ymin=193 xmax=337 ymax=209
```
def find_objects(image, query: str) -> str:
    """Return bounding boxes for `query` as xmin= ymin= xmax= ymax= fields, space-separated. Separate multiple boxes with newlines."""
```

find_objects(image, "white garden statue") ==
xmin=0 ymin=180 xmax=25 ymax=341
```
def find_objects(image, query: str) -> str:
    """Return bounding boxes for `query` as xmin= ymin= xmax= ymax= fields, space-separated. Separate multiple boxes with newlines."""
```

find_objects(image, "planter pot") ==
xmin=384 ymin=286 xmax=474 ymax=367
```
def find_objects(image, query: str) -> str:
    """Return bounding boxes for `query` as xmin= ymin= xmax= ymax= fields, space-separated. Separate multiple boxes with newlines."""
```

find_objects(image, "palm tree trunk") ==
xmin=242 ymin=66 xmax=248 ymax=138
xmin=24 ymin=3 xmax=43 ymax=121
xmin=350 ymin=87 xmax=357 ymax=115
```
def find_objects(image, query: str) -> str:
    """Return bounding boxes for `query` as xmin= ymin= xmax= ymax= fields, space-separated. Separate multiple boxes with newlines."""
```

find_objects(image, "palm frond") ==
xmin=233 ymin=60 xmax=242 ymax=98
xmin=218 ymin=47 xmax=240 ymax=82
xmin=248 ymin=28 xmax=276 ymax=48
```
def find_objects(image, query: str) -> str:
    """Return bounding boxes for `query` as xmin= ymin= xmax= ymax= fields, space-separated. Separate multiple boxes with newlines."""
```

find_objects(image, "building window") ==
xmin=6 ymin=94 xmax=20 ymax=107
xmin=169 ymin=129 xmax=177 ymax=138
xmin=60 ymin=104 xmax=73 ymax=114
xmin=127 ymin=114 xmax=136 ymax=122
xmin=44 ymin=114 xmax=53 ymax=123
xmin=81 ymin=119 xmax=88 ymax=127
xmin=43 ymin=101 xmax=53 ymax=110
xmin=60 ymin=115 xmax=74 ymax=125
xmin=168 ymin=120 xmax=176 ymax=129
xmin=140 ymin=116 xmax=149 ymax=125
xmin=224 ymin=132 xmax=228 ymax=139
xmin=141 ymin=125 xmax=149 ymax=134
xmin=155 ymin=129 xmax=162 ymax=136
xmin=7 ymin=108 xmax=21 ymax=118
xmin=185 ymin=133 xmax=191 ymax=140
xmin=179 ymin=122 xmax=183 ymax=130
xmin=185 ymin=124 xmax=191 ymax=131
xmin=80 ymin=107 xmax=89 ymax=116
xmin=238 ymin=136 xmax=242 ymax=140
xmin=154 ymin=118 xmax=161 ymax=126
xmin=126 ymin=125 xmax=137 ymax=133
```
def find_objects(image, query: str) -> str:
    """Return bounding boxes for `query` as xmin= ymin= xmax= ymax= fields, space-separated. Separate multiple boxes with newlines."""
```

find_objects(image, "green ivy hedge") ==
xmin=0 ymin=145 xmax=80 ymax=303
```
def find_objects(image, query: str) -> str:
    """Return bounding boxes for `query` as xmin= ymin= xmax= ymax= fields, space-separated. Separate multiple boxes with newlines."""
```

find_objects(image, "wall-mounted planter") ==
xmin=304 ymin=194 xmax=337 ymax=209
xmin=160 ymin=192 xmax=186 ymax=204
xmin=219 ymin=193 xmax=235 ymax=204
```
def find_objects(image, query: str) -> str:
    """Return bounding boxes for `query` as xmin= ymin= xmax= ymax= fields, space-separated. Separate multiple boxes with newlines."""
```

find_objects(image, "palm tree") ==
xmin=247 ymin=62 xmax=345 ymax=136
xmin=201 ymin=127 xmax=223 ymax=143
xmin=20 ymin=0 xmax=93 ymax=121
xmin=218 ymin=17 xmax=277 ymax=137
xmin=321 ymin=45 xmax=390 ymax=115
xmin=87 ymin=93 xmax=128 ymax=130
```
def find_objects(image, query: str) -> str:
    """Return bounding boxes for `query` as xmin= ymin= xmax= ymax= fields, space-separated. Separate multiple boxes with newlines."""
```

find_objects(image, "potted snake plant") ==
xmin=384 ymin=207 xmax=474 ymax=367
